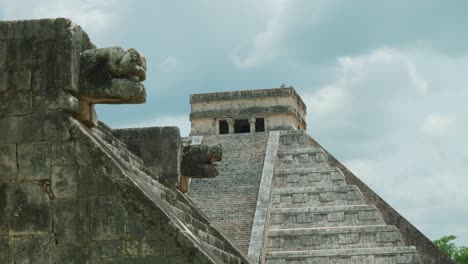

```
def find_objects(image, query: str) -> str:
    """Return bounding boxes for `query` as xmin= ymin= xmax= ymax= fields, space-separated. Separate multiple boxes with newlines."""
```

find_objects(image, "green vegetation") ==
xmin=434 ymin=235 xmax=468 ymax=263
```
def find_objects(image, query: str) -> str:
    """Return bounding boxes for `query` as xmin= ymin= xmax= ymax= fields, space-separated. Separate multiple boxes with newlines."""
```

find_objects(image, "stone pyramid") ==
xmin=187 ymin=89 xmax=453 ymax=264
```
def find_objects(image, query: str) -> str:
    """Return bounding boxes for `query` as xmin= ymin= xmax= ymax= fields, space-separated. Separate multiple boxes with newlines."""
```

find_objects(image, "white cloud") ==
xmin=231 ymin=0 xmax=288 ymax=68
xmin=421 ymin=114 xmax=457 ymax=138
xmin=158 ymin=56 xmax=179 ymax=72
xmin=1 ymin=0 xmax=118 ymax=34
xmin=113 ymin=114 xmax=191 ymax=137
xmin=305 ymin=48 xmax=468 ymax=243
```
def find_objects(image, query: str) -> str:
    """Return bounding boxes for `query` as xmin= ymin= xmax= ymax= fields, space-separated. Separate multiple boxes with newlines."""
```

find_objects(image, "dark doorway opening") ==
xmin=234 ymin=119 xmax=250 ymax=133
xmin=219 ymin=120 xmax=229 ymax=134
xmin=255 ymin=118 xmax=265 ymax=132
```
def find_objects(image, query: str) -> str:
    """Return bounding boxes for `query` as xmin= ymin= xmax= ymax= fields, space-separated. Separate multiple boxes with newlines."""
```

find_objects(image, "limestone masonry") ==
xmin=190 ymin=87 xmax=307 ymax=135
xmin=0 ymin=18 xmax=454 ymax=264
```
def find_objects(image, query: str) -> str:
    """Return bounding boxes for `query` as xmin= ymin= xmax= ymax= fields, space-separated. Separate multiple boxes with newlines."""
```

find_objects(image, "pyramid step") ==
xmin=269 ymin=205 xmax=385 ymax=229
xmin=272 ymin=185 xmax=365 ymax=208
xmin=93 ymin=127 xmax=145 ymax=168
xmin=202 ymin=242 xmax=241 ymax=264
xmin=280 ymin=131 xmax=309 ymax=146
xmin=275 ymin=167 xmax=346 ymax=188
xmin=265 ymin=246 xmax=421 ymax=264
xmin=278 ymin=148 xmax=326 ymax=155
xmin=267 ymin=225 xmax=403 ymax=251
xmin=277 ymin=148 xmax=329 ymax=167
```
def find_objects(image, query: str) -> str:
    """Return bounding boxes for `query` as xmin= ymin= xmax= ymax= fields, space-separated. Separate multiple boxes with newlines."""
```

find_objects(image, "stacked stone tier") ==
xmin=263 ymin=132 xmax=422 ymax=264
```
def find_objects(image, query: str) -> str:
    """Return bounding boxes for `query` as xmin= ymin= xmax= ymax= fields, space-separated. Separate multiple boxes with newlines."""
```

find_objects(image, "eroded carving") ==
xmin=181 ymin=144 xmax=222 ymax=178
xmin=77 ymin=47 xmax=147 ymax=127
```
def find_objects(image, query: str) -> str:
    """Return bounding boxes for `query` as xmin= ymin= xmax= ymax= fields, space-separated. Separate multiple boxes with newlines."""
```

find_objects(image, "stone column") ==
xmin=227 ymin=118 xmax=235 ymax=134
xmin=249 ymin=117 xmax=256 ymax=133
xmin=214 ymin=119 xmax=219 ymax=135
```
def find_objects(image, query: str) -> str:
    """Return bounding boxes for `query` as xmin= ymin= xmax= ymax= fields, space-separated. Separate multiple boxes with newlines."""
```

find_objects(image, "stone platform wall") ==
xmin=0 ymin=18 xmax=250 ymax=264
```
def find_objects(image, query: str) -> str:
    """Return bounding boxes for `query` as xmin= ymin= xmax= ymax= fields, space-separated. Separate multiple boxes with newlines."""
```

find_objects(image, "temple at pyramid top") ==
xmin=190 ymin=86 xmax=307 ymax=135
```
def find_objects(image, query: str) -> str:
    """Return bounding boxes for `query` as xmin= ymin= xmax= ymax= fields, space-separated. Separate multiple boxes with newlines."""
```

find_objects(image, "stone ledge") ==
xmin=190 ymin=87 xmax=307 ymax=112
xmin=266 ymin=246 xmax=420 ymax=258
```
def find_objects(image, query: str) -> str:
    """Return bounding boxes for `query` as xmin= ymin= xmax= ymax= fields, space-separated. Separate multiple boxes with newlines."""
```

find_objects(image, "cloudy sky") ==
xmin=1 ymin=0 xmax=467 ymax=244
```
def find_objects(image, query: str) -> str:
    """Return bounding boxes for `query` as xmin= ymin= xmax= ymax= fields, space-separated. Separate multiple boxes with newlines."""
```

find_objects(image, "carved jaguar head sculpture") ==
xmin=181 ymin=144 xmax=223 ymax=178
xmin=77 ymin=47 xmax=147 ymax=126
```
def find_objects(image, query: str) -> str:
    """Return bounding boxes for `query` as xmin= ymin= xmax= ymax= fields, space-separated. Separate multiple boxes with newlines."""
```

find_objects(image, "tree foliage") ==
xmin=433 ymin=235 xmax=468 ymax=264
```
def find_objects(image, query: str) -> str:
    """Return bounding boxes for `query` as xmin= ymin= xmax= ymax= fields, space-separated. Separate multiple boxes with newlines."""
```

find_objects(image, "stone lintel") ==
xmin=190 ymin=87 xmax=307 ymax=112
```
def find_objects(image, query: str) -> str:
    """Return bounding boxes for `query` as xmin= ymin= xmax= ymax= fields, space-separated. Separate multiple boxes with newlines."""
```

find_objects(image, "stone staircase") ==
xmin=190 ymin=133 xmax=270 ymax=255
xmin=90 ymin=123 xmax=249 ymax=264
xmin=264 ymin=131 xmax=422 ymax=264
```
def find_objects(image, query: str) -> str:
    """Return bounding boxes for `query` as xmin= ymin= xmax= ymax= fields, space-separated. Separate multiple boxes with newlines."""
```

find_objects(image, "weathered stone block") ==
xmin=9 ymin=182 xmax=51 ymax=235
xmin=8 ymin=68 xmax=31 ymax=91
xmin=53 ymin=198 xmax=89 ymax=242
xmin=14 ymin=235 xmax=55 ymax=264
xmin=7 ymin=39 xmax=33 ymax=66
xmin=7 ymin=19 xmax=56 ymax=40
xmin=98 ymin=240 xmax=125 ymax=258
xmin=338 ymin=233 xmax=360 ymax=245
xmin=374 ymin=255 xmax=394 ymax=264
xmin=17 ymin=114 xmax=44 ymax=143
xmin=89 ymin=196 xmax=125 ymax=240
xmin=50 ymin=140 xmax=93 ymax=166
xmin=32 ymin=39 xmax=55 ymax=66
xmin=51 ymin=165 xmax=77 ymax=198
xmin=0 ymin=70 xmax=7 ymax=92
xmin=125 ymin=209 xmax=183 ymax=257
xmin=0 ymin=183 xmax=8 ymax=235
xmin=77 ymin=166 xmax=116 ymax=197
xmin=0 ymin=40 xmax=6 ymax=67
xmin=102 ymin=256 xmax=167 ymax=264
xmin=4 ymin=91 xmax=32 ymax=115
xmin=0 ymin=22 xmax=9 ymax=40
xmin=43 ymin=112 xmax=72 ymax=141
xmin=113 ymin=127 xmax=181 ymax=183
xmin=327 ymin=212 xmax=345 ymax=222
xmin=302 ymin=235 xmax=322 ymax=246
xmin=358 ymin=210 xmax=379 ymax=220
xmin=376 ymin=231 xmax=401 ymax=243
xmin=18 ymin=142 xmax=51 ymax=180
xmin=55 ymin=245 xmax=100 ymax=264
xmin=0 ymin=236 xmax=12 ymax=264
xmin=0 ymin=117 xmax=17 ymax=143
xmin=0 ymin=144 xmax=17 ymax=180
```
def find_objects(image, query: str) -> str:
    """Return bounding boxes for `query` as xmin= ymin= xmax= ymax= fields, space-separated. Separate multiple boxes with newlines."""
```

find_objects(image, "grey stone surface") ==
xmin=55 ymin=245 xmax=100 ymax=264
xmin=14 ymin=235 xmax=55 ymax=264
xmin=190 ymin=105 xmax=296 ymax=119
xmin=0 ymin=183 xmax=8 ymax=235
xmin=113 ymin=126 xmax=181 ymax=184
xmin=79 ymin=47 xmax=146 ymax=104
xmin=17 ymin=141 xmax=51 ymax=180
xmin=51 ymin=165 xmax=77 ymax=198
xmin=9 ymin=182 xmax=51 ymax=235
xmin=181 ymin=144 xmax=222 ymax=178
xmin=0 ymin=144 xmax=16 ymax=180
xmin=267 ymin=225 xmax=403 ymax=251
xmin=53 ymin=198 xmax=89 ymax=243
xmin=190 ymin=87 xmax=306 ymax=112
xmin=248 ymin=131 xmax=280 ymax=264
xmin=0 ymin=236 xmax=12 ymax=264
xmin=0 ymin=117 xmax=17 ymax=143
xmin=89 ymin=196 xmax=125 ymax=241
xmin=271 ymin=186 xmax=365 ymax=208
xmin=266 ymin=247 xmax=421 ymax=264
